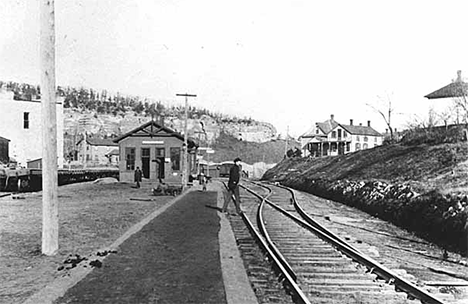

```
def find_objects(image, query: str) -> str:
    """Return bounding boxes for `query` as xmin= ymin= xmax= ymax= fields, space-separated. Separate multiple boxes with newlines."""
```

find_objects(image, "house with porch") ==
xmin=300 ymin=114 xmax=384 ymax=157
xmin=113 ymin=120 xmax=198 ymax=184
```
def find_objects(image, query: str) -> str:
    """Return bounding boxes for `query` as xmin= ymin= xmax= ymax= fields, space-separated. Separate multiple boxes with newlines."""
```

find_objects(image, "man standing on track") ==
xmin=222 ymin=157 xmax=243 ymax=215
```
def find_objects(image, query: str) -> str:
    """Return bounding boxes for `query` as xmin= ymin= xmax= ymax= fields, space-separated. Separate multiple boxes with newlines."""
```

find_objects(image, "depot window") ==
xmin=23 ymin=112 xmax=29 ymax=129
xmin=170 ymin=147 xmax=181 ymax=171
xmin=125 ymin=147 xmax=135 ymax=170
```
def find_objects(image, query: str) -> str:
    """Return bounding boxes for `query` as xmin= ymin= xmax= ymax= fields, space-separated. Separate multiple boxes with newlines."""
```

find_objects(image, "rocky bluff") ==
xmin=64 ymin=108 xmax=277 ymax=144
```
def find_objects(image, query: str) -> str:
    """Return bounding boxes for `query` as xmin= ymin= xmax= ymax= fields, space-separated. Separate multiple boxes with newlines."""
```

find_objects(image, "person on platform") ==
xmin=199 ymin=171 xmax=207 ymax=192
xmin=222 ymin=157 xmax=242 ymax=215
xmin=134 ymin=167 xmax=143 ymax=188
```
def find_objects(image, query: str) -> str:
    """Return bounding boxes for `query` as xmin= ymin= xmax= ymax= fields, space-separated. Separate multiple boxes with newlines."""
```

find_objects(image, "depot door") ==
xmin=155 ymin=148 xmax=165 ymax=179
xmin=141 ymin=148 xmax=150 ymax=178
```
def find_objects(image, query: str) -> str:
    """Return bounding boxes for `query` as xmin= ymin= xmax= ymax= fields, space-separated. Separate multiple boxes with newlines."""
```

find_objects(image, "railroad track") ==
xmin=224 ymin=180 xmax=453 ymax=304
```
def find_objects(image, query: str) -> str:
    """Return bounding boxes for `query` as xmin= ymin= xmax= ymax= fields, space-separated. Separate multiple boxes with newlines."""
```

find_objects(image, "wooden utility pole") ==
xmin=176 ymin=93 xmax=196 ymax=188
xmin=40 ymin=0 xmax=58 ymax=255
xmin=284 ymin=125 xmax=289 ymax=156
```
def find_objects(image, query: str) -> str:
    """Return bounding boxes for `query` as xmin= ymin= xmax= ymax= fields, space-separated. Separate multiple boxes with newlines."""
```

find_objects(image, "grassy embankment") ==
xmin=263 ymin=141 xmax=468 ymax=254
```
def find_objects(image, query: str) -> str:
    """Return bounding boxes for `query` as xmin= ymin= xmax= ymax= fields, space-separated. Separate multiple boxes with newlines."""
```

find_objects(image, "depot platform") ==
xmin=23 ymin=181 xmax=257 ymax=304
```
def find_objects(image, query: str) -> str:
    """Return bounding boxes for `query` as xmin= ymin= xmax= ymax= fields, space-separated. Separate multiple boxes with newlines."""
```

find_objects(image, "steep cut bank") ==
xmin=262 ymin=142 xmax=468 ymax=254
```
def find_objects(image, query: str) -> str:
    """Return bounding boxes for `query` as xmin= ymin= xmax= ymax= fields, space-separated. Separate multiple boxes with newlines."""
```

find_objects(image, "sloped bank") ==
xmin=262 ymin=142 xmax=468 ymax=255
xmin=278 ymin=176 xmax=467 ymax=254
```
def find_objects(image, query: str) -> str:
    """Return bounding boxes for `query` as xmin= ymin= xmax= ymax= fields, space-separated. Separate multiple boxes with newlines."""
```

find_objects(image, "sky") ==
xmin=1 ymin=0 xmax=468 ymax=137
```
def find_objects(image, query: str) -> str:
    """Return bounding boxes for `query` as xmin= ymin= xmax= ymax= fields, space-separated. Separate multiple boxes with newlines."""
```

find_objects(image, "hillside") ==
xmin=209 ymin=131 xmax=300 ymax=164
xmin=263 ymin=140 xmax=468 ymax=254
xmin=264 ymin=142 xmax=468 ymax=194
xmin=0 ymin=80 xmax=284 ymax=162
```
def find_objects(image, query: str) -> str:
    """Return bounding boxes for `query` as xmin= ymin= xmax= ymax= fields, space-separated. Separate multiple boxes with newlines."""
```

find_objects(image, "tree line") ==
xmin=0 ymin=80 xmax=256 ymax=125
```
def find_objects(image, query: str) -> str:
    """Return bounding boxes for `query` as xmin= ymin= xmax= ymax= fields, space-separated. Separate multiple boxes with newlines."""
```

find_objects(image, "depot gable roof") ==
xmin=113 ymin=120 xmax=197 ymax=148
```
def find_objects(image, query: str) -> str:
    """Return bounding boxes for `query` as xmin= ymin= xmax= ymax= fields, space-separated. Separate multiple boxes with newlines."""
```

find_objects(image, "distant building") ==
xmin=105 ymin=148 xmax=120 ymax=166
xmin=26 ymin=158 xmax=42 ymax=169
xmin=425 ymin=70 xmax=468 ymax=100
xmin=76 ymin=137 xmax=119 ymax=167
xmin=113 ymin=120 xmax=198 ymax=184
xmin=300 ymin=114 xmax=384 ymax=157
xmin=0 ymin=90 xmax=64 ymax=167
xmin=0 ymin=136 xmax=9 ymax=164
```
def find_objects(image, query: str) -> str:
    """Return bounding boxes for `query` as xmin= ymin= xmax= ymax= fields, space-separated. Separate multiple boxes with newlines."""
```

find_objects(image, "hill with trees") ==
xmin=0 ymin=80 xmax=285 ymax=164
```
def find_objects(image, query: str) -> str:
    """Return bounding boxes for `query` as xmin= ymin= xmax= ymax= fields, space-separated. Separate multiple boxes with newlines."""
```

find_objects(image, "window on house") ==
xmin=374 ymin=137 xmax=377 ymax=142
xmin=346 ymin=143 xmax=350 ymax=151
xmin=363 ymin=143 xmax=368 ymax=149
xmin=315 ymin=129 xmax=319 ymax=134
xmin=170 ymin=147 xmax=181 ymax=171
xmin=343 ymin=132 xmax=347 ymax=137
xmin=23 ymin=112 xmax=29 ymax=129
xmin=95 ymin=155 xmax=99 ymax=161
xmin=125 ymin=147 xmax=135 ymax=170
xmin=356 ymin=136 xmax=360 ymax=141
xmin=355 ymin=143 xmax=361 ymax=151
xmin=331 ymin=131 xmax=336 ymax=138
xmin=364 ymin=136 xmax=368 ymax=142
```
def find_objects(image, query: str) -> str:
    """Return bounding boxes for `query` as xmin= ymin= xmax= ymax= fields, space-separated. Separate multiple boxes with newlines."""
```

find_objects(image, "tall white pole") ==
xmin=40 ymin=0 xmax=59 ymax=255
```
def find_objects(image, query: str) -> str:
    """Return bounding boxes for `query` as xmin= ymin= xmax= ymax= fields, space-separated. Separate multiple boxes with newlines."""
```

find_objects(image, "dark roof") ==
xmin=76 ymin=137 xmax=118 ymax=146
xmin=0 ymin=136 xmax=10 ymax=142
xmin=425 ymin=71 xmax=468 ymax=99
xmin=340 ymin=124 xmax=382 ymax=136
xmin=113 ymin=120 xmax=197 ymax=148
xmin=88 ymin=138 xmax=118 ymax=146
xmin=106 ymin=148 xmax=119 ymax=156
xmin=316 ymin=119 xmax=339 ymax=134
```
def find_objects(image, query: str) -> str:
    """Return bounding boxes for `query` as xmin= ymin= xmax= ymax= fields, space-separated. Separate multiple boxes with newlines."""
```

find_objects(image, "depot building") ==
xmin=113 ymin=120 xmax=198 ymax=184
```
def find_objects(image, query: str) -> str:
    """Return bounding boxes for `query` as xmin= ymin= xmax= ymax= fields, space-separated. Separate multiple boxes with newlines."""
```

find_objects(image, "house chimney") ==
xmin=457 ymin=70 xmax=462 ymax=82
xmin=367 ymin=120 xmax=371 ymax=127
xmin=330 ymin=114 xmax=334 ymax=121
xmin=359 ymin=123 xmax=362 ymax=126
xmin=350 ymin=119 xmax=353 ymax=125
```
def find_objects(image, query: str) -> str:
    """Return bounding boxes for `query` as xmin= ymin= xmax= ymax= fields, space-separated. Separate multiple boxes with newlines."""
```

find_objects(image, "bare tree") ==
xmin=366 ymin=92 xmax=396 ymax=140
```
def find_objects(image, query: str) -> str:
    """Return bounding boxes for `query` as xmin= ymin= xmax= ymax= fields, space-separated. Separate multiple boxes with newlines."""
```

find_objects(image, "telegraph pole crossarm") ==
xmin=176 ymin=93 xmax=197 ymax=189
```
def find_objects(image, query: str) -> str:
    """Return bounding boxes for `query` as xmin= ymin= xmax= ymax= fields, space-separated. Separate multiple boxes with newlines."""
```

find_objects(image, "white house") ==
xmin=0 ymin=90 xmax=64 ymax=167
xmin=300 ymin=114 xmax=383 ymax=157
xmin=76 ymin=136 xmax=119 ymax=167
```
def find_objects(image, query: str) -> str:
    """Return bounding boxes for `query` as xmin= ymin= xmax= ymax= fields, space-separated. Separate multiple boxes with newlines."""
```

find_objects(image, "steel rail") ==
xmin=259 ymin=181 xmax=446 ymax=304
xmin=237 ymin=183 xmax=297 ymax=281
xmin=223 ymin=182 xmax=311 ymax=304
xmin=256 ymin=189 xmax=298 ymax=282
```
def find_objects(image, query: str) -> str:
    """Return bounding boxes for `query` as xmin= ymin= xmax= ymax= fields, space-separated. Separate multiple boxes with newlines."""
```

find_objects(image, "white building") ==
xmin=76 ymin=137 xmax=119 ymax=167
xmin=0 ymin=90 xmax=64 ymax=167
xmin=300 ymin=114 xmax=384 ymax=157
